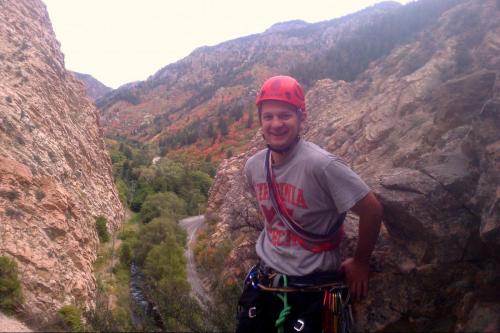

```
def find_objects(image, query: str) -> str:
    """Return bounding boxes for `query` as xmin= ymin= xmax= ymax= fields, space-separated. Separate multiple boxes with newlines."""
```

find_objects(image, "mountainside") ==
xmin=0 ymin=0 xmax=124 ymax=325
xmin=97 ymin=1 xmax=459 ymax=161
xmin=206 ymin=0 xmax=500 ymax=331
xmin=71 ymin=71 xmax=112 ymax=102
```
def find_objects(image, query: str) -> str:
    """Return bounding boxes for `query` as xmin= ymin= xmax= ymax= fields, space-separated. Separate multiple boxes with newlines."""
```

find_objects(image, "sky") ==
xmin=43 ymin=0 xmax=412 ymax=89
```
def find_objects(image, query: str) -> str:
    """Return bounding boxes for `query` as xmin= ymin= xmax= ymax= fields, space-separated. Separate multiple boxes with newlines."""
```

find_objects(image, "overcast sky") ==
xmin=43 ymin=0 xmax=412 ymax=88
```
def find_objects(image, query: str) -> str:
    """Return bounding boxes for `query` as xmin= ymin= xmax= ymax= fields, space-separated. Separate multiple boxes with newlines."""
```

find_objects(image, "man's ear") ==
xmin=298 ymin=109 xmax=306 ymax=122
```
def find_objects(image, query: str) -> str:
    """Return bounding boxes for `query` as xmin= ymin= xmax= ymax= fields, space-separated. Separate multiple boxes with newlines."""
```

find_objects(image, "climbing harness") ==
xmin=240 ymin=263 xmax=353 ymax=333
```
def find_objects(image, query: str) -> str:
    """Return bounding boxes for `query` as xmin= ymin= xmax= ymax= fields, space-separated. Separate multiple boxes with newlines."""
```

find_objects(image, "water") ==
xmin=129 ymin=262 xmax=164 ymax=330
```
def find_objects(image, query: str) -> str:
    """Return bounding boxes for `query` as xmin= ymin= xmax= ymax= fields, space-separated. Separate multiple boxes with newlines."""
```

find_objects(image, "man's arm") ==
xmin=340 ymin=191 xmax=383 ymax=300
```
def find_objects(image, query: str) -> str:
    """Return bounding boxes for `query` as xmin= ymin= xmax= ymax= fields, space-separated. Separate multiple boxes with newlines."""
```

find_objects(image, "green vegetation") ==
xmin=57 ymin=305 xmax=83 ymax=332
xmin=139 ymin=192 xmax=186 ymax=223
xmin=95 ymin=216 xmax=110 ymax=243
xmin=290 ymin=0 xmax=459 ymax=86
xmin=87 ymin=213 xmax=136 ymax=331
xmin=101 ymin=137 xmax=216 ymax=330
xmin=0 ymin=256 xmax=24 ymax=314
xmin=107 ymin=137 xmax=214 ymax=216
xmin=194 ymin=220 xmax=241 ymax=332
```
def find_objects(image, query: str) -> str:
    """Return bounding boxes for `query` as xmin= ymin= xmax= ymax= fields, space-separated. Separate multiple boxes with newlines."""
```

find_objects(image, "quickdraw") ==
xmin=322 ymin=286 xmax=353 ymax=333
xmin=242 ymin=265 xmax=353 ymax=332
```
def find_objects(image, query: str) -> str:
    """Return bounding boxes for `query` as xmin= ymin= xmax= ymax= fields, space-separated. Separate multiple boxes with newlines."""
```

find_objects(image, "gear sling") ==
xmin=235 ymin=149 xmax=353 ymax=333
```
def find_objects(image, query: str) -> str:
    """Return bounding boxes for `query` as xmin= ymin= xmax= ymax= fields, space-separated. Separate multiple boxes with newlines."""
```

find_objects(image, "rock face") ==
xmin=206 ymin=0 xmax=499 ymax=331
xmin=0 ymin=0 xmax=124 ymax=325
xmin=71 ymin=71 xmax=112 ymax=102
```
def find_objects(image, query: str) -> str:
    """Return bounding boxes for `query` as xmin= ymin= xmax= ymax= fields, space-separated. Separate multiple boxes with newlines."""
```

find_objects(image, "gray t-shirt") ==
xmin=244 ymin=139 xmax=370 ymax=276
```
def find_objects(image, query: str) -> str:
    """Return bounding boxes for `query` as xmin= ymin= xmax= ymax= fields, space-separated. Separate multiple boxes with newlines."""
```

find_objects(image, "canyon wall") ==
xmin=0 ymin=0 xmax=124 ymax=324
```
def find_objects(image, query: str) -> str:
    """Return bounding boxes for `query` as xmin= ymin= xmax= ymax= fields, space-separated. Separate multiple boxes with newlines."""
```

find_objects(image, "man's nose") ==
xmin=270 ymin=117 xmax=284 ymax=127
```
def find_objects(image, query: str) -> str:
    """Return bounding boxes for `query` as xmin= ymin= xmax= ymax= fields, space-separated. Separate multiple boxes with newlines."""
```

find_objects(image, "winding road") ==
xmin=179 ymin=215 xmax=212 ymax=306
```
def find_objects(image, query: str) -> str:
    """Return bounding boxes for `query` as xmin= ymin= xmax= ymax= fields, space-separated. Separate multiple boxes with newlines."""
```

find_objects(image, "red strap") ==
xmin=270 ymin=171 xmax=344 ymax=253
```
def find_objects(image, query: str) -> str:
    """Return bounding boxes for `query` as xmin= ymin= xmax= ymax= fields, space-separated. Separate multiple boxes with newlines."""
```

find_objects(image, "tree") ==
xmin=115 ymin=178 xmax=129 ymax=205
xmin=134 ymin=217 xmax=187 ymax=266
xmin=130 ymin=180 xmax=154 ymax=212
xmin=246 ymin=110 xmax=254 ymax=128
xmin=207 ymin=122 xmax=216 ymax=139
xmin=139 ymin=192 xmax=187 ymax=223
xmin=187 ymin=170 xmax=213 ymax=196
xmin=218 ymin=117 xmax=229 ymax=137
xmin=95 ymin=216 xmax=110 ymax=243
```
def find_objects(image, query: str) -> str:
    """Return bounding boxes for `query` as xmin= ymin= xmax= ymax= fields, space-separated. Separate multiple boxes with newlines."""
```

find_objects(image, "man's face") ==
xmin=260 ymin=100 xmax=305 ymax=151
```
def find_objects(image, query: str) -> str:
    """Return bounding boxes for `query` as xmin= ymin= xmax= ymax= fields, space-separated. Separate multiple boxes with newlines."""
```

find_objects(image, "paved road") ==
xmin=179 ymin=215 xmax=212 ymax=306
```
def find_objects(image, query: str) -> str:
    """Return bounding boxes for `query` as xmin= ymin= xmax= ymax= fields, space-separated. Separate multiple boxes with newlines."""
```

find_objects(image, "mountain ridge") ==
xmin=71 ymin=71 xmax=112 ymax=102
xmin=96 ymin=0 xmax=459 ymax=163
xmin=95 ymin=2 xmax=409 ymax=157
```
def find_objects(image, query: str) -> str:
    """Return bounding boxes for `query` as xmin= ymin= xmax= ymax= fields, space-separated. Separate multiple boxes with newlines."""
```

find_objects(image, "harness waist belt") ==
xmin=286 ymin=270 xmax=343 ymax=287
xmin=258 ymin=262 xmax=342 ymax=288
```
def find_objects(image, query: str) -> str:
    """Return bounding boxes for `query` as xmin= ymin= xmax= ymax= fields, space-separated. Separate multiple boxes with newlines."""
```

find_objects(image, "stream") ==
xmin=129 ymin=262 xmax=164 ymax=330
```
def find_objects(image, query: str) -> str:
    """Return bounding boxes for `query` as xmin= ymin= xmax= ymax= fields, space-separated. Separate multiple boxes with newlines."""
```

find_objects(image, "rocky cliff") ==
xmin=206 ymin=0 xmax=499 ymax=331
xmin=71 ymin=71 xmax=112 ymax=102
xmin=0 ymin=0 xmax=124 ymax=325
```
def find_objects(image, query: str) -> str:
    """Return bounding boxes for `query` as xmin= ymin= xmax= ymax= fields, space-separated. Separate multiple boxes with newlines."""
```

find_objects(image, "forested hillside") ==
xmin=96 ymin=0 xmax=460 ymax=163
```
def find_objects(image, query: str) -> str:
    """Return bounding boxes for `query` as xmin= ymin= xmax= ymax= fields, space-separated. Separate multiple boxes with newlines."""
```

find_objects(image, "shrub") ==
xmin=133 ymin=217 xmax=186 ymax=265
xmin=95 ymin=216 xmax=110 ymax=243
xmin=0 ymin=256 xmax=24 ymax=314
xmin=0 ymin=190 xmax=19 ymax=201
xmin=57 ymin=305 xmax=82 ymax=332
xmin=115 ymin=178 xmax=129 ymax=205
xmin=119 ymin=243 xmax=132 ymax=267
xmin=139 ymin=192 xmax=187 ymax=223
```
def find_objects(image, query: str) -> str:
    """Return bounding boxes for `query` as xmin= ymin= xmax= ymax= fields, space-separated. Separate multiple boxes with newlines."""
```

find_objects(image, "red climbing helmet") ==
xmin=256 ymin=75 xmax=306 ymax=113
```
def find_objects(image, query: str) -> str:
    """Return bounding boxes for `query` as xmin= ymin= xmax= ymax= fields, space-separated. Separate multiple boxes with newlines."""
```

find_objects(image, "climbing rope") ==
xmin=275 ymin=275 xmax=292 ymax=333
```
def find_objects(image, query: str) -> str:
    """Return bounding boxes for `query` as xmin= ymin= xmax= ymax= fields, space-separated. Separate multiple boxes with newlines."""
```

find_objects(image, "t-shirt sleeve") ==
xmin=319 ymin=157 xmax=370 ymax=213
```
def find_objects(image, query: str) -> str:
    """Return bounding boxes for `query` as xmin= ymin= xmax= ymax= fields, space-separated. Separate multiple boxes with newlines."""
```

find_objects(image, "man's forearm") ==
xmin=354 ymin=212 xmax=382 ymax=263
xmin=352 ymin=193 xmax=383 ymax=263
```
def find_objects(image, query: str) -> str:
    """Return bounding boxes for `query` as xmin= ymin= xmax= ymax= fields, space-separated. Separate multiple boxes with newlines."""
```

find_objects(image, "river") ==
xmin=129 ymin=262 xmax=164 ymax=330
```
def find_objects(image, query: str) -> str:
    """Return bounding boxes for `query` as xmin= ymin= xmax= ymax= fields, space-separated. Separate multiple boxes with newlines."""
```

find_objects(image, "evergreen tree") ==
xmin=246 ymin=110 xmax=254 ymax=128
xmin=218 ymin=117 xmax=229 ymax=136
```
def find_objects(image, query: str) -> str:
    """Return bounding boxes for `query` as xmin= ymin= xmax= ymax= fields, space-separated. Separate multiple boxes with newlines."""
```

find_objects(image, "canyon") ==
xmin=0 ymin=0 xmax=123 ymax=325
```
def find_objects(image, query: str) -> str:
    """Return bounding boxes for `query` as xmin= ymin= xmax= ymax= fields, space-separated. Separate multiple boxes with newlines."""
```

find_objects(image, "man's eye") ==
xmin=263 ymin=116 xmax=273 ymax=121
xmin=279 ymin=114 xmax=292 ymax=120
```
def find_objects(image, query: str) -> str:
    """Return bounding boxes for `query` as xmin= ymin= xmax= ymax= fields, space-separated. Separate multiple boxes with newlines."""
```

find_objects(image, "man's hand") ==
xmin=340 ymin=257 xmax=370 ymax=301
xmin=344 ymin=191 xmax=383 ymax=301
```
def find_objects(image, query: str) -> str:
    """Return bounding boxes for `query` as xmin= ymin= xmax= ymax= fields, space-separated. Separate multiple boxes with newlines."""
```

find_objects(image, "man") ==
xmin=236 ymin=75 xmax=383 ymax=333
